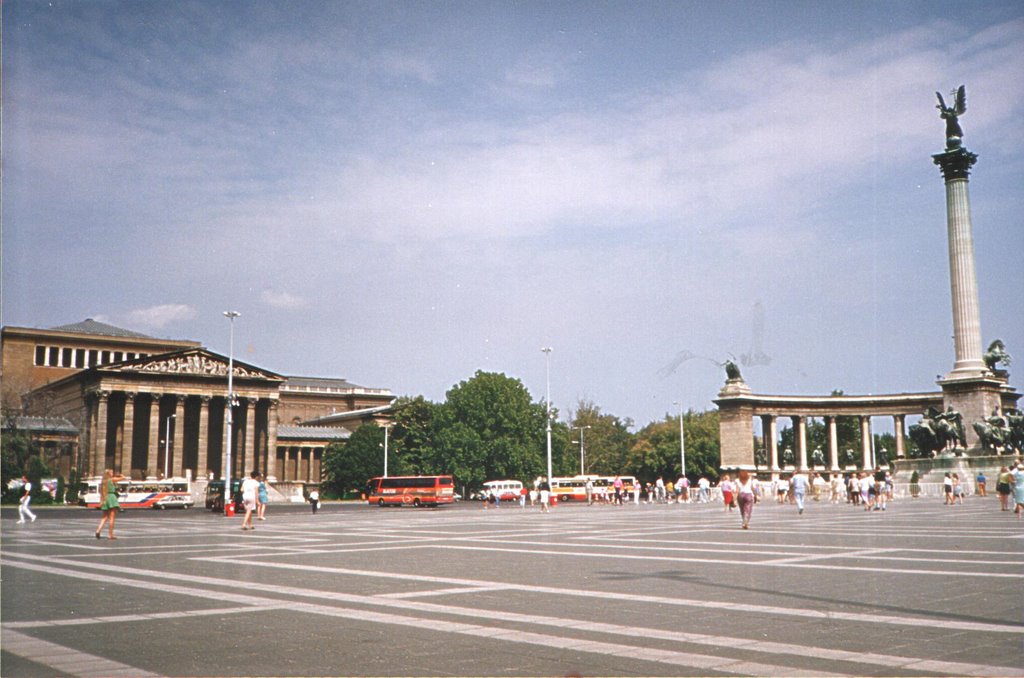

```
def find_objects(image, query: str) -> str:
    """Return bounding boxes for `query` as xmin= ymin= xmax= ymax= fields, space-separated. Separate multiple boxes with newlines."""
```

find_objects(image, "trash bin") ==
xmin=225 ymin=503 xmax=236 ymax=517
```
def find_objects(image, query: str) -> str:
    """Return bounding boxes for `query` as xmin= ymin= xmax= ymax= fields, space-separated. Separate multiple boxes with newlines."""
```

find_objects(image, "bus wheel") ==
xmin=413 ymin=498 xmax=421 ymax=508
xmin=378 ymin=498 xmax=386 ymax=507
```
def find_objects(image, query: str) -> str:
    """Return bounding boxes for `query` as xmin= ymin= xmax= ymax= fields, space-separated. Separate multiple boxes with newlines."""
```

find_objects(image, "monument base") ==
xmin=938 ymin=372 xmax=1019 ymax=451
xmin=893 ymin=453 xmax=1021 ymax=484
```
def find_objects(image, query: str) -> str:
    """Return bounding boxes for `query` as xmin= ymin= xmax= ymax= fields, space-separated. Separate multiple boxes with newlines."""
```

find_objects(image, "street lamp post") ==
xmin=573 ymin=425 xmax=591 ymax=475
xmin=164 ymin=414 xmax=176 ymax=479
xmin=223 ymin=310 xmax=240 ymax=515
xmin=541 ymin=347 xmax=553 ymax=484
xmin=674 ymin=401 xmax=686 ymax=480
xmin=382 ymin=423 xmax=391 ymax=478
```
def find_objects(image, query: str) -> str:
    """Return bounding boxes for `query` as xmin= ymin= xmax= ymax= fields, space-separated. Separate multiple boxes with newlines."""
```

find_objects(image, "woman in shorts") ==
xmin=996 ymin=467 xmax=1012 ymax=511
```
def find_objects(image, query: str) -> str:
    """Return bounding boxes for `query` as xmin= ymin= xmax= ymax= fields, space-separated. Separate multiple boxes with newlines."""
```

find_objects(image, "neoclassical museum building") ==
xmin=1 ymin=319 xmax=394 ymax=485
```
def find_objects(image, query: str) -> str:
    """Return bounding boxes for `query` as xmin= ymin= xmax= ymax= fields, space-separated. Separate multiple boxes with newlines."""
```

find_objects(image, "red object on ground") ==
xmin=225 ymin=503 xmax=236 ymax=517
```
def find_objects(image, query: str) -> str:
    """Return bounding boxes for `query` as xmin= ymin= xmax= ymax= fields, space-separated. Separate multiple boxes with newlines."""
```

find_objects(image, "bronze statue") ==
xmin=983 ymin=339 xmax=1012 ymax=372
xmin=936 ymin=85 xmax=966 ymax=149
xmin=811 ymin=448 xmax=825 ymax=467
xmin=910 ymin=406 xmax=966 ymax=457
xmin=724 ymin=360 xmax=742 ymax=381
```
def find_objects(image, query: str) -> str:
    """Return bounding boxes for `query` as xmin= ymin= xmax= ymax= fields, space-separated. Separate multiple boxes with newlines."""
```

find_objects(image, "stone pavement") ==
xmin=2 ymin=496 xmax=1022 ymax=677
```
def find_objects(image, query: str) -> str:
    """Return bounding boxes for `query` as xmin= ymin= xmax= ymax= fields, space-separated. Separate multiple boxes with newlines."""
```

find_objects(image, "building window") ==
xmin=48 ymin=346 xmax=60 ymax=366
xmin=75 ymin=348 xmax=86 ymax=368
xmin=113 ymin=351 xmax=124 ymax=363
xmin=101 ymin=350 xmax=111 ymax=365
xmin=61 ymin=347 xmax=73 ymax=366
xmin=35 ymin=346 xmax=46 ymax=366
xmin=88 ymin=349 xmax=98 ymax=367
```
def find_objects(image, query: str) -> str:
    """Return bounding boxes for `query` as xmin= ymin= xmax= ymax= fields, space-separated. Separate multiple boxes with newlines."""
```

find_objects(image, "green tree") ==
xmin=629 ymin=409 xmax=720 ymax=483
xmin=570 ymin=399 xmax=633 ymax=476
xmin=1 ymin=422 xmax=37 ymax=504
xmin=321 ymin=423 xmax=387 ymax=499
xmin=430 ymin=371 xmax=547 ymax=490
xmin=390 ymin=395 xmax=437 ymax=476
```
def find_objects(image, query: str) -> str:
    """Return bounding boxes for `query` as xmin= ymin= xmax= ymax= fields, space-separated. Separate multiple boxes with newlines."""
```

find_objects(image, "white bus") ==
xmin=79 ymin=477 xmax=194 ymax=510
xmin=481 ymin=479 xmax=524 ymax=502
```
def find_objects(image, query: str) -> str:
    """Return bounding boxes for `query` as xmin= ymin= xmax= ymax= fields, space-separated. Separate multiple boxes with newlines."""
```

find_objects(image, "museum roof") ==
xmin=50 ymin=318 xmax=155 ymax=339
xmin=282 ymin=375 xmax=393 ymax=396
xmin=3 ymin=416 xmax=79 ymax=434
xmin=277 ymin=425 xmax=351 ymax=441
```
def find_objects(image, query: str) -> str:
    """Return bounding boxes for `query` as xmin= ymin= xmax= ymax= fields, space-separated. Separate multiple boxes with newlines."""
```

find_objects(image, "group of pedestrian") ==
xmin=241 ymin=471 xmax=272 ymax=530
xmin=996 ymin=462 xmax=1024 ymax=517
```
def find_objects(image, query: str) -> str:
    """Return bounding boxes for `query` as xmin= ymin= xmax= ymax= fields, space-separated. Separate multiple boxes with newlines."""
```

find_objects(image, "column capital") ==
xmin=932 ymin=146 xmax=977 ymax=181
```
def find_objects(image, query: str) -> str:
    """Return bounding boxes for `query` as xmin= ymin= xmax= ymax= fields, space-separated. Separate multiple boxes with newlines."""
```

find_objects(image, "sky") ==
xmin=3 ymin=1 xmax=1023 ymax=431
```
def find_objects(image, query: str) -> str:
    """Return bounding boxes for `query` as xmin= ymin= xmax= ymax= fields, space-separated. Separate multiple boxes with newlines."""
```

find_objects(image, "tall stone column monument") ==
xmin=932 ymin=86 xmax=1011 ymax=449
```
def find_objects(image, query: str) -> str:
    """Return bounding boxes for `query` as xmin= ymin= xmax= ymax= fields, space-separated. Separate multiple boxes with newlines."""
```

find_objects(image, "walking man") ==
xmin=791 ymin=471 xmax=809 ymax=515
xmin=17 ymin=476 xmax=37 ymax=524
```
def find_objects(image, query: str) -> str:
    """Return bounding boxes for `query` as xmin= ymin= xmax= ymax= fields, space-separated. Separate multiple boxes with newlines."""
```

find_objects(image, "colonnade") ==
xmin=274 ymin=446 xmax=323 ymax=484
xmin=83 ymin=389 xmax=279 ymax=479
xmin=757 ymin=413 xmax=906 ymax=471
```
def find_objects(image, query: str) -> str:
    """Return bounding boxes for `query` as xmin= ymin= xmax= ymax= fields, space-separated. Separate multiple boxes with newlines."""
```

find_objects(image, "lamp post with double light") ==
xmin=223 ymin=310 xmax=240 ymax=515
xmin=673 ymin=401 xmax=686 ymax=480
xmin=541 ymin=347 xmax=553 ymax=485
xmin=573 ymin=425 xmax=591 ymax=475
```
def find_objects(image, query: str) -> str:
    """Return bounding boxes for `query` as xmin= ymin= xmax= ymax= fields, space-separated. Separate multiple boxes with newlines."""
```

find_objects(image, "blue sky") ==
xmin=3 ymin=1 xmax=1023 ymax=429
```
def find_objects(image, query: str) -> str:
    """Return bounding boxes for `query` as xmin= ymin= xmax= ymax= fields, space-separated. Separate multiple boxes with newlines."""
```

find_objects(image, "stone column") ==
xmin=826 ymin=416 xmax=840 ymax=471
xmin=290 ymin=447 xmax=299 ymax=482
xmin=893 ymin=414 xmax=906 ymax=459
xmin=267 ymin=402 xmax=279 ymax=477
xmin=933 ymin=147 xmax=985 ymax=375
xmin=93 ymin=390 xmax=110 ymax=475
xmin=860 ymin=416 xmax=872 ymax=469
xmin=197 ymin=396 xmax=210 ymax=479
xmin=313 ymin=448 xmax=322 ymax=482
xmin=243 ymin=398 xmax=256 ymax=476
xmin=147 ymin=394 xmax=162 ymax=478
xmin=765 ymin=416 xmax=779 ymax=471
xmin=173 ymin=395 xmax=186 ymax=477
xmin=121 ymin=393 xmax=136 ymax=476
xmin=795 ymin=416 xmax=808 ymax=470
xmin=300 ymin=447 xmax=310 ymax=482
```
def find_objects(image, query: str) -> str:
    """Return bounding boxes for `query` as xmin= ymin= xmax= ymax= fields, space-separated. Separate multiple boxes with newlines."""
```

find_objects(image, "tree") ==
xmin=430 ymin=371 xmax=547 ymax=490
xmin=629 ymin=409 xmax=720 ymax=483
xmin=321 ymin=423 xmax=387 ymax=499
xmin=569 ymin=399 xmax=633 ymax=476
xmin=390 ymin=395 xmax=437 ymax=476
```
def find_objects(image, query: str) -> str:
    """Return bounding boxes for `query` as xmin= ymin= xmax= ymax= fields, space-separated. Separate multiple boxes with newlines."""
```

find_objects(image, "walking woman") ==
xmin=1012 ymin=462 xmax=1024 ymax=519
xmin=736 ymin=468 xmax=757 ymax=529
xmin=257 ymin=474 xmax=269 ymax=521
xmin=95 ymin=469 xmax=123 ymax=539
xmin=996 ymin=466 xmax=1013 ymax=511
xmin=720 ymin=474 xmax=735 ymax=512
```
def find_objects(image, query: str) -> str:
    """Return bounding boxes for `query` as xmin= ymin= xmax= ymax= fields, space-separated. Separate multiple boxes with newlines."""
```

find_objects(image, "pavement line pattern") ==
xmin=192 ymin=552 xmax=1024 ymax=635
xmin=434 ymin=541 xmax=1024 ymax=578
xmin=1 ymin=628 xmax=164 ymax=678
xmin=3 ymin=604 xmax=291 ymax=630
xmin=0 ymin=556 xmax=837 ymax=677
xmin=6 ymin=551 xmax=1024 ymax=676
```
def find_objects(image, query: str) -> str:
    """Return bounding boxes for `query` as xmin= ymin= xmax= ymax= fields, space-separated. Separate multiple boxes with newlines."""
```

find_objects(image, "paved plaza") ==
xmin=2 ymin=497 xmax=1022 ymax=677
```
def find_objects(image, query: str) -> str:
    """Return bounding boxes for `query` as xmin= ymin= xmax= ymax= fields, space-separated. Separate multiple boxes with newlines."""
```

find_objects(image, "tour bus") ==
xmin=204 ymin=479 xmax=243 ymax=512
xmin=550 ymin=475 xmax=637 ymax=502
xmin=79 ymin=477 xmax=194 ymax=510
xmin=481 ymin=479 xmax=524 ymax=502
xmin=366 ymin=475 xmax=455 ymax=507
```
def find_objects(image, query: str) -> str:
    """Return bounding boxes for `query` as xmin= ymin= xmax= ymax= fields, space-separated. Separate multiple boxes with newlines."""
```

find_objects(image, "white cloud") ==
xmin=117 ymin=304 xmax=198 ymax=330
xmin=261 ymin=290 xmax=310 ymax=310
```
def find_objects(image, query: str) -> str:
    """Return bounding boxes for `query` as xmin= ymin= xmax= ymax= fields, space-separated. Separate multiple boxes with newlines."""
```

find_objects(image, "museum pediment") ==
xmin=109 ymin=349 xmax=282 ymax=381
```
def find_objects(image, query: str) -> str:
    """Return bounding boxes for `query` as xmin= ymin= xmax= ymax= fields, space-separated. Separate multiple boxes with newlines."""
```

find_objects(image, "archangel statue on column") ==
xmin=936 ymin=85 xmax=966 ymax=150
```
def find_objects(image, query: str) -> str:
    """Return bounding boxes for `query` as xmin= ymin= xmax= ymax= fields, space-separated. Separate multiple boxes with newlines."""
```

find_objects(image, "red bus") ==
xmin=366 ymin=475 xmax=455 ymax=507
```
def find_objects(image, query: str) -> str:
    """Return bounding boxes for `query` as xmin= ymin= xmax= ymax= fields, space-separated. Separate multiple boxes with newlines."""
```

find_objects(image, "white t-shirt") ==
xmin=241 ymin=478 xmax=260 ymax=501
